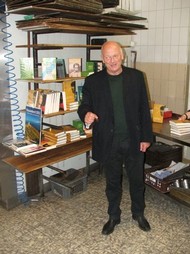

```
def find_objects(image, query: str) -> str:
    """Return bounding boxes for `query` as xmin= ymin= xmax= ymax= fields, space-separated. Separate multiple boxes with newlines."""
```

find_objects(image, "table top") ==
xmin=152 ymin=114 xmax=190 ymax=147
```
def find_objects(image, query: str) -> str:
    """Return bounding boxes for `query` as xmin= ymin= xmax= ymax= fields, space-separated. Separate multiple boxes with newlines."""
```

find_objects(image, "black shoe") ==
xmin=102 ymin=218 xmax=121 ymax=235
xmin=132 ymin=215 xmax=151 ymax=232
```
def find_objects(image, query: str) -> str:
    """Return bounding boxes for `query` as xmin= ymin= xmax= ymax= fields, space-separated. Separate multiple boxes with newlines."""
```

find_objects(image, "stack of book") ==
xmin=169 ymin=120 xmax=190 ymax=136
xmin=67 ymin=131 xmax=80 ymax=142
xmin=67 ymin=101 xmax=79 ymax=111
xmin=42 ymin=127 xmax=67 ymax=146
xmin=62 ymin=124 xmax=80 ymax=142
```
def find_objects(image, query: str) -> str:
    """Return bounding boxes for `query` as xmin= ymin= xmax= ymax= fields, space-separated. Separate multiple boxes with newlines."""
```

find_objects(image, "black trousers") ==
xmin=103 ymin=135 xmax=145 ymax=220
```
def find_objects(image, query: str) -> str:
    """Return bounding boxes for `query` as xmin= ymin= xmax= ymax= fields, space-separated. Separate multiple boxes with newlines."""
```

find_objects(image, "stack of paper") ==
xmin=169 ymin=120 xmax=190 ymax=136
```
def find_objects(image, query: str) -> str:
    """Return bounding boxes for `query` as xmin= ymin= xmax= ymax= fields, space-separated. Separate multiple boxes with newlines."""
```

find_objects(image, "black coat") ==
xmin=78 ymin=66 xmax=153 ymax=163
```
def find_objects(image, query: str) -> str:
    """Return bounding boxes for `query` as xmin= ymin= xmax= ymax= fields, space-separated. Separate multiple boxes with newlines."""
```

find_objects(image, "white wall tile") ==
xmin=182 ymin=0 xmax=190 ymax=8
xmin=173 ymin=0 xmax=182 ymax=9
xmin=164 ymin=9 xmax=173 ymax=27
xmin=172 ymin=9 xmax=181 ymax=27
xmin=141 ymin=0 xmax=149 ymax=11
xmin=170 ymin=46 xmax=179 ymax=63
xmin=156 ymin=0 xmax=165 ymax=10
xmin=156 ymin=10 xmax=164 ymax=28
xmin=148 ymin=0 xmax=157 ymax=11
xmin=163 ymin=28 xmax=171 ymax=45
xmin=140 ymin=45 xmax=148 ymax=61
xmin=164 ymin=0 xmax=173 ymax=10
xmin=133 ymin=0 xmax=142 ymax=11
xmin=148 ymin=11 xmax=157 ymax=28
xmin=140 ymin=30 xmax=148 ymax=45
xmin=148 ymin=29 xmax=156 ymax=45
xmin=162 ymin=46 xmax=171 ymax=63
xmin=171 ymin=27 xmax=180 ymax=46
xmin=178 ymin=46 xmax=188 ymax=63
xmin=147 ymin=45 xmax=155 ymax=62
xmin=155 ymin=46 xmax=163 ymax=62
xmin=179 ymin=27 xmax=189 ymax=46
xmin=180 ymin=8 xmax=190 ymax=27
xmin=155 ymin=28 xmax=163 ymax=45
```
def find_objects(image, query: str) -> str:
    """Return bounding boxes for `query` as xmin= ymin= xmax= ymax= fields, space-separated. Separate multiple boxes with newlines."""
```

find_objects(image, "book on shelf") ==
xmin=56 ymin=58 xmax=66 ymax=79
xmin=86 ymin=61 xmax=95 ymax=72
xmin=63 ymin=81 xmax=77 ymax=107
xmin=169 ymin=120 xmax=190 ymax=136
xmin=42 ymin=127 xmax=67 ymax=145
xmin=2 ymin=138 xmax=36 ymax=152
xmin=19 ymin=144 xmax=46 ymax=157
xmin=86 ymin=61 xmax=104 ymax=73
xmin=51 ymin=91 xmax=61 ymax=113
xmin=40 ymin=138 xmax=57 ymax=150
xmin=44 ymin=135 xmax=67 ymax=144
xmin=42 ymin=57 xmax=57 ymax=80
xmin=25 ymin=106 xmax=42 ymax=144
xmin=11 ymin=140 xmax=37 ymax=152
xmin=73 ymin=119 xmax=85 ymax=135
xmin=94 ymin=61 xmax=104 ymax=72
xmin=67 ymin=134 xmax=80 ymax=142
xmin=62 ymin=124 xmax=79 ymax=133
xmin=42 ymin=127 xmax=66 ymax=137
xmin=67 ymin=101 xmax=79 ymax=111
xmin=19 ymin=57 xmax=34 ymax=79
xmin=36 ymin=89 xmax=61 ymax=115
xmin=27 ymin=90 xmax=39 ymax=107
xmin=39 ymin=89 xmax=52 ymax=115
xmin=60 ymin=91 xmax=67 ymax=111
xmin=68 ymin=58 xmax=82 ymax=77
xmin=77 ymin=85 xmax=83 ymax=104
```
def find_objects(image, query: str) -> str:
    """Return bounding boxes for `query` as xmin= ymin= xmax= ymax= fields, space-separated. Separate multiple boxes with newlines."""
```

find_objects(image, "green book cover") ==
xmin=86 ymin=61 xmax=95 ymax=72
xmin=19 ymin=57 xmax=34 ymax=79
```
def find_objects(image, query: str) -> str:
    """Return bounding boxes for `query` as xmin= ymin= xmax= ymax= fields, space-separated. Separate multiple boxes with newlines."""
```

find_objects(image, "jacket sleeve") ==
xmin=77 ymin=76 xmax=93 ymax=123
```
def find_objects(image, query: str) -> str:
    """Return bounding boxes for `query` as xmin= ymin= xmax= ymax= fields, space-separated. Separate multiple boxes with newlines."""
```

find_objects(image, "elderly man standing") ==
xmin=78 ymin=41 xmax=153 ymax=235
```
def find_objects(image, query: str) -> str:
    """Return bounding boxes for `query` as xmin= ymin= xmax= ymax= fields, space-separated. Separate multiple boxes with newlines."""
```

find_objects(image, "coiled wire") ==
xmin=1 ymin=10 xmax=29 ymax=204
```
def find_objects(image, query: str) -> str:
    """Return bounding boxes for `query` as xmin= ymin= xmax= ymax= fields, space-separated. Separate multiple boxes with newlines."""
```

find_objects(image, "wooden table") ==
xmin=3 ymin=137 xmax=92 ymax=196
xmin=152 ymin=114 xmax=190 ymax=147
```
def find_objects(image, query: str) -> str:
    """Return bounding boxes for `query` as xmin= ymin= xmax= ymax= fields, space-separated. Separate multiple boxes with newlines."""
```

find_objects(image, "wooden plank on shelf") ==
xmin=16 ymin=21 xmax=136 ymax=35
xmin=17 ymin=77 xmax=84 ymax=83
xmin=10 ymin=6 xmax=147 ymax=35
xmin=16 ymin=17 xmax=146 ymax=31
xmin=6 ymin=0 xmax=103 ymax=14
xmin=3 ymin=136 xmax=92 ymax=173
xmin=16 ymin=43 xmax=131 ymax=49
xmin=9 ymin=6 xmax=147 ymax=22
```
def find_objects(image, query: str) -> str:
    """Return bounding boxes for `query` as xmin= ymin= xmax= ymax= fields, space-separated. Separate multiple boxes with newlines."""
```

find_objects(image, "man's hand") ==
xmin=140 ymin=142 xmax=151 ymax=152
xmin=84 ymin=112 xmax=98 ymax=128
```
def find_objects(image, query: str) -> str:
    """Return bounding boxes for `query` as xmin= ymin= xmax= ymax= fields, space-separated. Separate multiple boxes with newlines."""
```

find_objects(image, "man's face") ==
xmin=102 ymin=44 xmax=123 ymax=75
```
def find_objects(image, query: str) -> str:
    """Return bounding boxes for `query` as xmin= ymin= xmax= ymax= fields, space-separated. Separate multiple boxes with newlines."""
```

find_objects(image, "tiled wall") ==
xmin=130 ymin=0 xmax=190 ymax=114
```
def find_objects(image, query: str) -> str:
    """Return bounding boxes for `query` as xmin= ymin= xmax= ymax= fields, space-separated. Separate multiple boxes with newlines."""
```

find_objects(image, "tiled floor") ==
xmin=0 ymin=173 xmax=190 ymax=254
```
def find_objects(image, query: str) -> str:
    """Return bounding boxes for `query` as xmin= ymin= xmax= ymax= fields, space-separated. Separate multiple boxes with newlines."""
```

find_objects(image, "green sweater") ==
xmin=108 ymin=73 xmax=128 ymax=137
